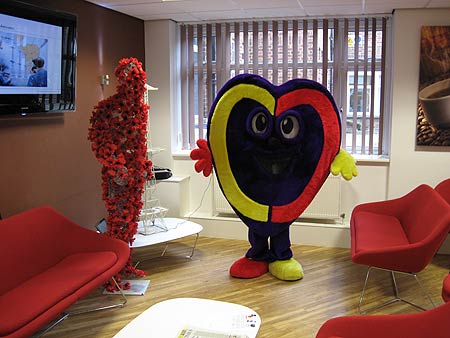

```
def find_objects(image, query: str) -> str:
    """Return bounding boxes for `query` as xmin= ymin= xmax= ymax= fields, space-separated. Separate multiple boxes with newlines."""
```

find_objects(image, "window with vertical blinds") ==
xmin=179 ymin=16 xmax=391 ymax=155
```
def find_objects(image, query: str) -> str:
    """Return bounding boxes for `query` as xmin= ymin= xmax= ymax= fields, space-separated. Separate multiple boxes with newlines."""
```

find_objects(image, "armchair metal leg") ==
xmin=33 ymin=277 xmax=127 ymax=337
xmin=358 ymin=266 xmax=435 ymax=314
xmin=414 ymin=273 xmax=436 ymax=308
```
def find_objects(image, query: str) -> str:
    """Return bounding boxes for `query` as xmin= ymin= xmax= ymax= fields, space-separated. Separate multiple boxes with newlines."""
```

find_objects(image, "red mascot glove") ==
xmin=190 ymin=139 xmax=213 ymax=177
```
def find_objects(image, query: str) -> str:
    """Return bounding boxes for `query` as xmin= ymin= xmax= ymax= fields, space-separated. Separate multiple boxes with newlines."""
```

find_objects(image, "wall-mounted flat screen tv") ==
xmin=0 ymin=0 xmax=77 ymax=117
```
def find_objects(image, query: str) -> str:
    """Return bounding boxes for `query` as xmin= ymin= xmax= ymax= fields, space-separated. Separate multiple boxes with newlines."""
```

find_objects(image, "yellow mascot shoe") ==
xmin=268 ymin=258 xmax=304 ymax=281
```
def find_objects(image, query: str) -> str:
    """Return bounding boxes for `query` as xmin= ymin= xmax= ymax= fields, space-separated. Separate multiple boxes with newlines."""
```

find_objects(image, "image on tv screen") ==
xmin=0 ymin=12 xmax=62 ymax=95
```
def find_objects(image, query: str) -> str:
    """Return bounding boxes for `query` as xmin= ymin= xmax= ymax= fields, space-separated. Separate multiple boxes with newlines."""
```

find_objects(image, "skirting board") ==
xmin=187 ymin=215 xmax=450 ymax=254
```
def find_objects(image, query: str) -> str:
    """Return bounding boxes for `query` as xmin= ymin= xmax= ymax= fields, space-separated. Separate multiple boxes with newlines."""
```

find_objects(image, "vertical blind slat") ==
xmin=253 ymin=21 xmax=259 ymax=75
xmin=225 ymin=23 xmax=231 ymax=77
xmin=293 ymin=20 xmax=298 ymax=79
xmin=332 ymin=19 xmax=339 ymax=102
xmin=213 ymin=23 xmax=221 ymax=90
xmin=203 ymin=24 xmax=213 ymax=140
xmin=322 ymin=19 xmax=329 ymax=88
xmin=188 ymin=25 xmax=195 ymax=148
xmin=361 ymin=18 xmax=369 ymax=154
xmin=263 ymin=21 xmax=269 ymax=79
xmin=369 ymin=18 xmax=377 ymax=153
xmin=273 ymin=20 xmax=278 ymax=84
xmin=352 ymin=18 xmax=359 ymax=154
xmin=243 ymin=22 xmax=249 ymax=73
xmin=180 ymin=25 xmax=188 ymax=149
xmin=378 ymin=17 xmax=387 ymax=155
xmin=302 ymin=20 xmax=308 ymax=78
xmin=283 ymin=20 xmax=289 ymax=82
xmin=196 ymin=24 xmax=204 ymax=147
xmin=234 ymin=22 xmax=240 ymax=75
xmin=341 ymin=19 xmax=349 ymax=150
xmin=312 ymin=19 xmax=318 ymax=81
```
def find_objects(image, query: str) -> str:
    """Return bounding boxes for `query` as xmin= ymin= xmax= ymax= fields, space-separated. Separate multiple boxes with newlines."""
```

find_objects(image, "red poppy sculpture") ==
xmin=88 ymin=57 xmax=152 ymax=290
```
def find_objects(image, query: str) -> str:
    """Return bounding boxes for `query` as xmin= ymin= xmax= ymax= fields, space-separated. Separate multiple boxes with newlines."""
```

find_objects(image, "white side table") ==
xmin=131 ymin=218 xmax=203 ymax=259
xmin=113 ymin=298 xmax=261 ymax=338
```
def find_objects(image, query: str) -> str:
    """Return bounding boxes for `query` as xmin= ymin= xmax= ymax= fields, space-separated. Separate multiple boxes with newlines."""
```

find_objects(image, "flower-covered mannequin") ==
xmin=88 ymin=57 xmax=153 ymax=290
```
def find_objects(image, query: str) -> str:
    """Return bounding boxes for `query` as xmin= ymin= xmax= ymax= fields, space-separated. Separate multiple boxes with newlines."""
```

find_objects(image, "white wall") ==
xmin=144 ymin=10 xmax=450 ymax=248
xmin=144 ymin=20 xmax=178 ymax=170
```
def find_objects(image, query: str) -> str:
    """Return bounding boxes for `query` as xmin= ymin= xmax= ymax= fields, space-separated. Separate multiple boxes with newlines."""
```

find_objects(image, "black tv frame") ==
xmin=0 ymin=0 xmax=77 ymax=117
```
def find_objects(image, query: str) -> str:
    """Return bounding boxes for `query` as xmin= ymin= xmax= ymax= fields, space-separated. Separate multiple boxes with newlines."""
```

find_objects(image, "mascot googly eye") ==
xmin=191 ymin=74 xmax=357 ymax=281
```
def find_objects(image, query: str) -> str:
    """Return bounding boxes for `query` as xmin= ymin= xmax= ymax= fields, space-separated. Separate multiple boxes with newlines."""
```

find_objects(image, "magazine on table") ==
xmin=177 ymin=327 xmax=249 ymax=338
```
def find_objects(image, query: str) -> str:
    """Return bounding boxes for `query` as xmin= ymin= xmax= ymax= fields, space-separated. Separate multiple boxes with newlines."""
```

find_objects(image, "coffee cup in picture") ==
xmin=419 ymin=78 xmax=450 ymax=129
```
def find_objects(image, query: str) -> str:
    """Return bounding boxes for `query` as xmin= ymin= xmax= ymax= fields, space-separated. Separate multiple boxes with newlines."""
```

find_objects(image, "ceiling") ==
xmin=85 ymin=0 xmax=450 ymax=22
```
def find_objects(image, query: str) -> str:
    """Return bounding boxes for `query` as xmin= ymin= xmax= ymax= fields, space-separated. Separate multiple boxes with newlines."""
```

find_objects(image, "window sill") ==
xmin=173 ymin=150 xmax=193 ymax=159
xmin=353 ymin=154 xmax=390 ymax=165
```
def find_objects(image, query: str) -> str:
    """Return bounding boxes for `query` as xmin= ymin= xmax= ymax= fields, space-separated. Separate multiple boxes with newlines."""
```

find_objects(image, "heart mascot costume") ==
xmin=191 ymin=74 xmax=357 ymax=281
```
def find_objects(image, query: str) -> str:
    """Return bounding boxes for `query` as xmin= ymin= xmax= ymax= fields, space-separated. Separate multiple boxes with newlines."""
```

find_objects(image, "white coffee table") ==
xmin=131 ymin=218 xmax=202 ymax=259
xmin=113 ymin=298 xmax=261 ymax=338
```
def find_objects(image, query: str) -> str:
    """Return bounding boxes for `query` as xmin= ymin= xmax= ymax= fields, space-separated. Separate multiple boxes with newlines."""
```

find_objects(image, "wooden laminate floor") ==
xmin=43 ymin=236 xmax=450 ymax=338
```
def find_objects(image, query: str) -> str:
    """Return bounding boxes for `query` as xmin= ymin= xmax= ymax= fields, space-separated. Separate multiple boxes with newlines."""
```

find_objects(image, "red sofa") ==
xmin=0 ymin=206 xmax=130 ymax=338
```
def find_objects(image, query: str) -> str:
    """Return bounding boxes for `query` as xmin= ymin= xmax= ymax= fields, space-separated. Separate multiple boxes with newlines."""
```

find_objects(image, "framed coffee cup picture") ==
xmin=417 ymin=26 xmax=450 ymax=148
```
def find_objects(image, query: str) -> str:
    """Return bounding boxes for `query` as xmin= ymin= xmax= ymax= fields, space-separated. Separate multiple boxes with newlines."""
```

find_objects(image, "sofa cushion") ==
xmin=352 ymin=211 xmax=409 ymax=254
xmin=0 ymin=251 xmax=117 ymax=336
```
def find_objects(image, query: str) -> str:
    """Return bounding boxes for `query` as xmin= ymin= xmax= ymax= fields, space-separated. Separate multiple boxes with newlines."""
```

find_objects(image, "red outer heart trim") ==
xmin=271 ymin=88 xmax=341 ymax=223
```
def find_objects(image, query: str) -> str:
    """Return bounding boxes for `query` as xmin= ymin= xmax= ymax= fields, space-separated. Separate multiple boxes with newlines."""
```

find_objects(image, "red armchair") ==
xmin=0 ymin=206 xmax=130 ymax=338
xmin=315 ymin=296 xmax=450 ymax=338
xmin=442 ymin=274 xmax=450 ymax=303
xmin=350 ymin=184 xmax=450 ymax=313
xmin=435 ymin=178 xmax=450 ymax=205
xmin=316 ymin=272 xmax=450 ymax=338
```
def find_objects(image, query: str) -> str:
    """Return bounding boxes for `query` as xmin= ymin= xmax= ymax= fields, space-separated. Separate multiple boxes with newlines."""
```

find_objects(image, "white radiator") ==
xmin=213 ymin=175 xmax=342 ymax=221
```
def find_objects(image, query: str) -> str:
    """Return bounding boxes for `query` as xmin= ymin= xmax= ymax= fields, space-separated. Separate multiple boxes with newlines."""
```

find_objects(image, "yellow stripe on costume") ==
xmin=209 ymin=84 xmax=275 ymax=222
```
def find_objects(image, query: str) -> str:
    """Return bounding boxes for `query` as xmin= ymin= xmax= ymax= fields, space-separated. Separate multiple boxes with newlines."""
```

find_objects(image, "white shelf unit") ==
xmin=139 ymin=86 xmax=168 ymax=235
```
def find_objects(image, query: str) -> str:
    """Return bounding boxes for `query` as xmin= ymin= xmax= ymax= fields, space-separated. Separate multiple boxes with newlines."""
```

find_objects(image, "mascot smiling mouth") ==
xmin=256 ymin=153 xmax=293 ymax=176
